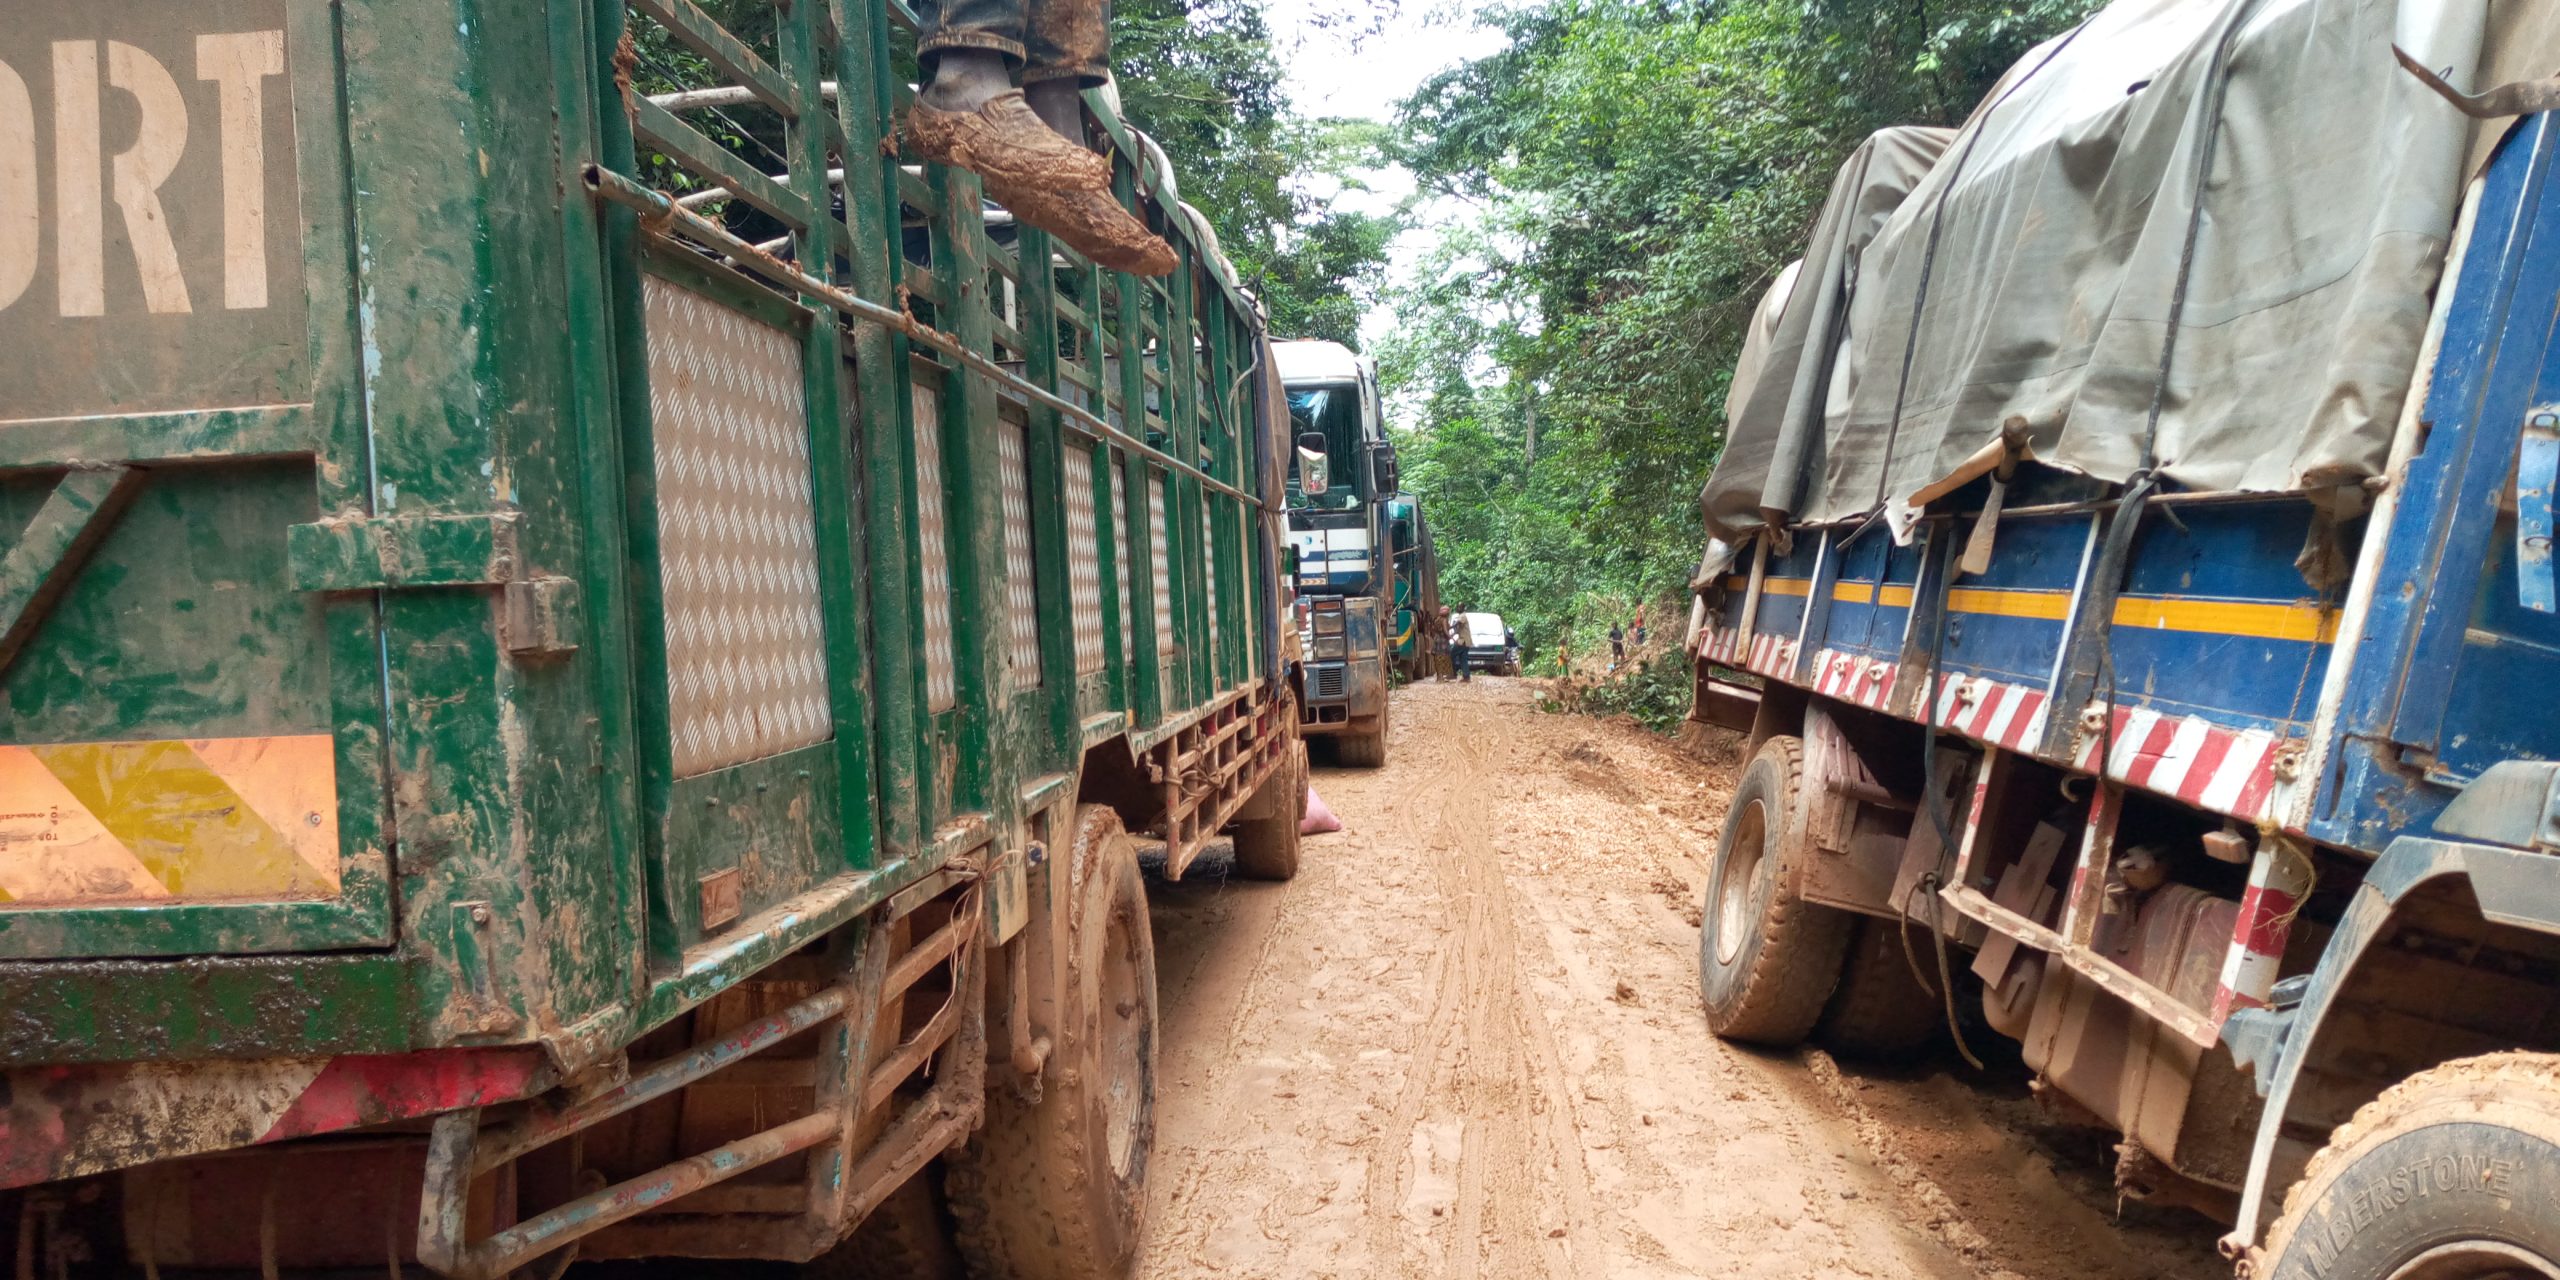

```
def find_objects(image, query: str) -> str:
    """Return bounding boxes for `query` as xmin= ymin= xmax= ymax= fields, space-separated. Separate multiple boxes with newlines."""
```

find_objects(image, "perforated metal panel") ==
xmin=1114 ymin=454 xmax=1133 ymax=660
xmin=999 ymin=423 xmax=1040 ymax=689
xmin=1149 ymin=473 xmax=1173 ymax=657
xmin=913 ymin=383 xmax=958 ymax=713
xmin=1066 ymin=447 xmax=1105 ymax=676
xmin=642 ymin=275 xmax=832 ymax=779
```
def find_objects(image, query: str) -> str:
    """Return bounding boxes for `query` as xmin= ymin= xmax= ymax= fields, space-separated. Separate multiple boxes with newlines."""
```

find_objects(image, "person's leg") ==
xmin=920 ymin=47 xmax=1013 ymax=113
xmin=915 ymin=0 xmax=1027 ymax=108
xmin=1022 ymin=0 xmax=1107 ymax=133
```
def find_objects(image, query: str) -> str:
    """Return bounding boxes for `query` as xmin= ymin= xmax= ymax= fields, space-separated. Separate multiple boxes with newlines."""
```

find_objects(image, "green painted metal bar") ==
xmin=926 ymin=159 xmax=1003 ymax=810
xmin=628 ymin=97 xmax=807 ymax=229
xmin=628 ymin=0 xmax=798 ymax=117
xmin=826 ymin=0 xmax=930 ymax=857
xmin=1113 ymin=166 xmax=1165 ymax=727
xmin=579 ymin=169 xmax=1268 ymax=512
xmin=781 ymin=0 xmax=878 ymax=877
xmin=1019 ymin=225 xmax=1081 ymax=762
xmin=545 ymin=0 xmax=651 ymax=1033
xmin=0 ymin=467 xmax=142 ymax=679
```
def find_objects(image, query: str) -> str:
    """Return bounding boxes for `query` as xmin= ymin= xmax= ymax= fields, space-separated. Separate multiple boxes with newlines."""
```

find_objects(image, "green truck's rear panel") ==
xmin=0 ymin=0 xmax=385 ymax=965
xmin=0 ymin=0 xmax=1283 ymax=1069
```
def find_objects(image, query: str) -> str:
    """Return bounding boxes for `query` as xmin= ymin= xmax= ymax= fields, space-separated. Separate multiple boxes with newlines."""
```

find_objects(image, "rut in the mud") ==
xmin=1142 ymin=679 xmax=2228 ymax=1280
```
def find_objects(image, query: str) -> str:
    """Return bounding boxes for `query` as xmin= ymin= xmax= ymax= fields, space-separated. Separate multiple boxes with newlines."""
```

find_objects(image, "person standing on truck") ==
xmin=904 ymin=0 xmax=1177 ymax=275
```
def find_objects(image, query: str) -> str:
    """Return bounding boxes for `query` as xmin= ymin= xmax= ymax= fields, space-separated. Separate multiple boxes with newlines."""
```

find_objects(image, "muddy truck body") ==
xmin=1276 ymin=339 xmax=1398 ymax=767
xmin=0 ymin=2 xmax=1312 ymax=1274
xmin=1687 ymin=4 xmax=2560 ymax=1274
xmin=1384 ymin=493 xmax=1444 ymax=682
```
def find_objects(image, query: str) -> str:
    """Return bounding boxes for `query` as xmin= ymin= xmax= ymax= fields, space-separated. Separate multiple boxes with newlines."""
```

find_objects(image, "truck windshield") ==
xmin=1287 ymin=383 xmax=1363 ymax=511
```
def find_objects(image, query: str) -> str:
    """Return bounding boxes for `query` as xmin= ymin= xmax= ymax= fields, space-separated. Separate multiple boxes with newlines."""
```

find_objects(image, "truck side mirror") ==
xmin=1373 ymin=445 xmax=1399 ymax=495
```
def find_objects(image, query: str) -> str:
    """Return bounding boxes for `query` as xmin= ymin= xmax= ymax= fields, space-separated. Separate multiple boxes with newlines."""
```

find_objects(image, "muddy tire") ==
xmin=945 ymin=806 xmax=1157 ymax=1280
xmin=1816 ymin=916 xmax=1942 ymax=1058
xmin=1334 ymin=699 xmax=1389 ymax=769
xmin=1231 ymin=743 xmax=1307 ymax=881
xmin=809 ymin=1169 xmax=963 ymax=1280
xmin=1697 ymin=735 xmax=1854 ymax=1047
xmin=2258 ymin=1052 xmax=2560 ymax=1279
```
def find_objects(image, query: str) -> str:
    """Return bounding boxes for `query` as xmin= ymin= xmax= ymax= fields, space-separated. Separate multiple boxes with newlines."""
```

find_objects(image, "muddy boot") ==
xmin=907 ymin=75 xmax=1176 ymax=275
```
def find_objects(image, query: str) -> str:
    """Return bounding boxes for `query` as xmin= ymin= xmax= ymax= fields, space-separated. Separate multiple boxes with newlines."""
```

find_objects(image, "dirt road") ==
xmin=1141 ymin=679 xmax=2229 ymax=1280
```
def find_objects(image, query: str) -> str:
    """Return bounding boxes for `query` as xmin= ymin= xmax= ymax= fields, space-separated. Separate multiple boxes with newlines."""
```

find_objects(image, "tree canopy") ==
xmin=1382 ymin=0 xmax=2101 ymax=675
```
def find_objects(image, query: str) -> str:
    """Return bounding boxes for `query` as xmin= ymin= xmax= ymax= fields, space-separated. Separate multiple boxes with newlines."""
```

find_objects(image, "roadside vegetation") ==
xmin=1380 ymin=0 xmax=2102 ymax=680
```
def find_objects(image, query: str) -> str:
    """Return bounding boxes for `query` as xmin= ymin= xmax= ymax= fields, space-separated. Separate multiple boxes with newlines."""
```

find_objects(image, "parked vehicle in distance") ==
xmin=0 ymin=4 xmax=1305 ymax=1276
xmin=1455 ymin=611 xmax=1518 ymax=676
xmin=1278 ymin=339 xmax=1398 ymax=766
xmin=1685 ymin=6 xmax=2560 ymax=1275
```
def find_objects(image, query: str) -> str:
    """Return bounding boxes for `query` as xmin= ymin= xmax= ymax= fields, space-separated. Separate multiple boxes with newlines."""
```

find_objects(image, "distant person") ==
xmin=1631 ymin=605 xmax=1647 ymax=648
xmin=1557 ymin=639 xmax=1571 ymax=676
xmin=1450 ymin=613 xmax=1473 ymax=683
xmin=1609 ymin=621 xmax=1626 ymax=669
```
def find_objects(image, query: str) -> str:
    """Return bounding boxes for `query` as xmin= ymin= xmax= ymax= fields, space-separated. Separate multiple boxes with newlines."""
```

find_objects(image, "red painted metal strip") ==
xmin=261 ymin=1049 xmax=551 ymax=1145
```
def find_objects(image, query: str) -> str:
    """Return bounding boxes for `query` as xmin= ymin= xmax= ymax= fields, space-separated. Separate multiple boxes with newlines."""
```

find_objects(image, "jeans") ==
xmin=916 ymin=0 xmax=1109 ymax=86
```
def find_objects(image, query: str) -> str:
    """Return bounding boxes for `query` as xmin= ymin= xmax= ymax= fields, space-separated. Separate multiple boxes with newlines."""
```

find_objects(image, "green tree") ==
xmin=1383 ymin=0 xmax=2100 ymax=677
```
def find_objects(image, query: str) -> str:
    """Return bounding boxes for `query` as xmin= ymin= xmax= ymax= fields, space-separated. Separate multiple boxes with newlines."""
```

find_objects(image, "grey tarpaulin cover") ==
xmin=1704 ymin=128 xmax=1951 ymax=541
xmin=1699 ymin=0 xmax=2528 ymax=545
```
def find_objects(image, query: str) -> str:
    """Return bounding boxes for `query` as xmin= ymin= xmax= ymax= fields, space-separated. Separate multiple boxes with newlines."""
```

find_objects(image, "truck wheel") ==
xmin=1697 ymin=735 xmax=1853 ymax=1046
xmin=945 ymin=806 xmax=1157 ymax=1280
xmin=1335 ymin=699 xmax=1390 ymax=769
xmin=2258 ymin=1052 xmax=2560 ymax=1279
xmin=810 ymin=1169 xmax=963 ymax=1280
xmin=1231 ymin=743 xmax=1306 ymax=881
xmin=1816 ymin=916 xmax=1942 ymax=1057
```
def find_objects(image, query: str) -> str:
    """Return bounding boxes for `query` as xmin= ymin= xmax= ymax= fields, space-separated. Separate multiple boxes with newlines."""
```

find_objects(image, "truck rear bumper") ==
xmin=0 ymin=1048 xmax=550 ymax=1191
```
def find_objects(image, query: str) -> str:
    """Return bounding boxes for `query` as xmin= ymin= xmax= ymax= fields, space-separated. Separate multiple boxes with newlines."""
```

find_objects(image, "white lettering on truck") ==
xmin=0 ymin=31 xmax=284 ymax=317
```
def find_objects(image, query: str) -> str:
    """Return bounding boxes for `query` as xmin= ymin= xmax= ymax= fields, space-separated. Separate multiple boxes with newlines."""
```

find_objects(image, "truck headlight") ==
xmin=1313 ymin=635 xmax=1348 ymax=659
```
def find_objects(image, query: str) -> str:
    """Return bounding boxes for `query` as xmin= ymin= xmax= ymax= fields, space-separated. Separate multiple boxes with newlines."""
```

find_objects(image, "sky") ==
xmin=1260 ymin=0 xmax=1512 ymax=349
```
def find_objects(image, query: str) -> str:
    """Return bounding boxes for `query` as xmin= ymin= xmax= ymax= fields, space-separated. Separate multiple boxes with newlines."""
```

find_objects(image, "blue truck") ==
xmin=1688 ymin=6 xmax=2560 ymax=1275
xmin=1278 ymin=340 xmax=1398 ymax=766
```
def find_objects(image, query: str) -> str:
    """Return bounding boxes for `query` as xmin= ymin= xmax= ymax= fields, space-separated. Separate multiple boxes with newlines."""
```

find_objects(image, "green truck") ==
xmin=0 ymin=3 xmax=1306 ymax=1277
xmin=1384 ymin=494 xmax=1444 ymax=682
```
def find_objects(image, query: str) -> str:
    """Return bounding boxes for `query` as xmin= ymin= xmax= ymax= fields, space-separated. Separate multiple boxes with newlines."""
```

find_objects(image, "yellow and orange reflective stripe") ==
xmin=0 ymin=735 xmax=338 ymax=907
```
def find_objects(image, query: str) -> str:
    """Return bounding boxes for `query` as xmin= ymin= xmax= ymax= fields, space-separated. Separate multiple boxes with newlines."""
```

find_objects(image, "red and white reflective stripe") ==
xmin=1919 ymin=672 xmax=2048 ymax=753
xmin=1810 ymin=648 xmax=1898 ymax=712
xmin=2070 ymin=704 xmax=2287 ymax=824
xmin=2211 ymin=841 xmax=2314 ymax=1025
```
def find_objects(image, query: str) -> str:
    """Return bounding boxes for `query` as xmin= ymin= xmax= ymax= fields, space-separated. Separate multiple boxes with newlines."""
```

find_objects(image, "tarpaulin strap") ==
xmin=1868 ymin=20 xmax=2093 ymax=513
xmin=2395 ymin=45 xmax=2560 ymax=120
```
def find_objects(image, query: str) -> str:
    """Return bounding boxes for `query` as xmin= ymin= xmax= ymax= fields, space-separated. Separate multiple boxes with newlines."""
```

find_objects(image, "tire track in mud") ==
xmin=1361 ymin=695 xmax=1601 ymax=1280
xmin=1138 ymin=680 xmax=2221 ymax=1280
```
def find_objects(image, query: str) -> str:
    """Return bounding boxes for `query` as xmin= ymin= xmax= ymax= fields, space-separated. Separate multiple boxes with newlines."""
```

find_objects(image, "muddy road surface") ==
xmin=1141 ymin=679 xmax=2227 ymax=1280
